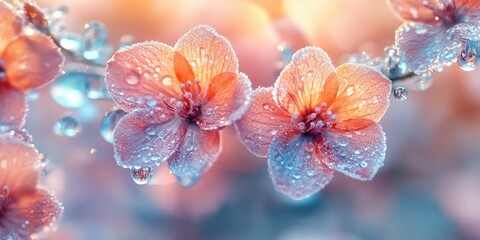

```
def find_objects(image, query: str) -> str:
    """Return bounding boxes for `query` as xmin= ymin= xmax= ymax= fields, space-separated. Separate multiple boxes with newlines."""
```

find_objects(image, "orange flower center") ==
xmin=160 ymin=79 xmax=202 ymax=122
xmin=291 ymin=102 xmax=336 ymax=135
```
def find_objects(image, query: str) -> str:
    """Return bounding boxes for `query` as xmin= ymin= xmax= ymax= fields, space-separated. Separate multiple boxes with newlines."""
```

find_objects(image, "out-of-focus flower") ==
xmin=390 ymin=0 xmax=480 ymax=73
xmin=0 ymin=134 xmax=63 ymax=238
xmin=105 ymin=25 xmax=252 ymax=180
xmin=235 ymin=46 xmax=391 ymax=200
xmin=0 ymin=1 xmax=64 ymax=127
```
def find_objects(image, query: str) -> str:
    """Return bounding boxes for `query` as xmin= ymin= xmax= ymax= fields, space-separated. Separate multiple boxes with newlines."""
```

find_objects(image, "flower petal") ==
xmin=388 ymin=0 xmax=439 ymax=22
xmin=113 ymin=111 xmax=186 ymax=168
xmin=5 ymin=189 xmax=62 ymax=238
xmin=0 ymin=1 xmax=22 ymax=53
xmin=174 ymin=25 xmax=239 ymax=88
xmin=395 ymin=22 xmax=463 ymax=73
xmin=197 ymin=72 xmax=252 ymax=130
xmin=330 ymin=64 xmax=391 ymax=123
xmin=168 ymin=125 xmax=221 ymax=178
xmin=273 ymin=46 xmax=337 ymax=115
xmin=0 ymin=134 xmax=38 ymax=194
xmin=4 ymin=34 xmax=64 ymax=90
xmin=105 ymin=41 xmax=180 ymax=112
xmin=321 ymin=122 xmax=386 ymax=181
xmin=234 ymin=87 xmax=292 ymax=157
xmin=0 ymin=84 xmax=26 ymax=127
xmin=268 ymin=130 xmax=334 ymax=200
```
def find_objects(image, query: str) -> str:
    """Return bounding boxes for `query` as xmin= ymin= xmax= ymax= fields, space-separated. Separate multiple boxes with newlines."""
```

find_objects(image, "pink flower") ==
xmin=105 ymin=25 xmax=252 ymax=179
xmin=389 ymin=0 xmax=480 ymax=72
xmin=0 ymin=1 xmax=64 ymax=127
xmin=0 ymin=134 xmax=63 ymax=238
xmin=235 ymin=47 xmax=391 ymax=200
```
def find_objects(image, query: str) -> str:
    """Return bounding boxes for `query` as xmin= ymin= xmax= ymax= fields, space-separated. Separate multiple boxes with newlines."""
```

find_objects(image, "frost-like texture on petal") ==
xmin=168 ymin=124 xmax=221 ymax=178
xmin=3 ymin=34 xmax=64 ymax=90
xmin=268 ymin=130 xmax=334 ymax=200
xmin=273 ymin=46 xmax=337 ymax=115
xmin=4 ymin=189 xmax=62 ymax=238
xmin=234 ymin=87 xmax=292 ymax=157
xmin=0 ymin=85 xmax=26 ymax=127
xmin=0 ymin=135 xmax=38 ymax=194
xmin=0 ymin=1 xmax=22 ymax=53
xmin=388 ymin=0 xmax=437 ymax=22
xmin=330 ymin=64 xmax=391 ymax=122
xmin=174 ymin=25 xmax=239 ymax=88
xmin=395 ymin=22 xmax=463 ymax=73
xmin=198 ymin=72 xmax=252 ymax=130
xmin=113 ymin=111 xmax=187 ymax=168
xmin=105 ymin=41 xmax=180 ymax=112
xmin=322 ymin=122 xmax=386 ymax=181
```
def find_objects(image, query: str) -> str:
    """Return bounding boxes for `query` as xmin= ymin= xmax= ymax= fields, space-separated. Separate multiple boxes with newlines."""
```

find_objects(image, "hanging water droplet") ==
xmin=176 ymin=175 xmax=200 ymax=187
xmin=53 ymin=115 xmax=81 ymax=137
xmin=393 ymin=86 xmax=408 ymax=101
xmin=85 ymin=72 xmax=111 ymax=100
xmin=50 ymin=72 xmax=88 ymax=108
xmin=82 ymin=21 xmax=112 ymax=63
xmin=458 ymin=40 xmax=479 ymax=71
xmin=100 ymin=109 xmax=127 ymax=143
xmin=58 ymin=33 xmax=82 ymax=53
xmin=130 ymin=166 xmax=154 ymax=185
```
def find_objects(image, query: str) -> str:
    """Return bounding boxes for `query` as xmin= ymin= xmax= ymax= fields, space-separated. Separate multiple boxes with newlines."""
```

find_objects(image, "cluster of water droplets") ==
xmin=458 ymin=39 xmax=480 ymax=71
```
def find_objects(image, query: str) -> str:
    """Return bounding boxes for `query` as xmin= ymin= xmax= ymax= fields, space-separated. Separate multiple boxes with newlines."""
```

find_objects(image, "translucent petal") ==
xmin=395 ymin=22 xmax=463 ymax=73
xmin=105 ymin=41 xmax=180 ymax=112
xmin=5 ymin=189 xmax=62 ymax=238
xmin=0 ymin=1 xmax=22 ymax=53
xmin=273 ymin=46 xmax=337 ymax=115
xmin=268 ymin=130 xmax=334 ymax=200
xmin=113 ymin=111 xmax=186 ymax=168
xmin=168 ymin=125 xmax=221 ymax=178
xmin=3 ymin=34 xmax=64 ymax=90
xmin=330 ymin=64 xmax=391 ymax=122
xmin=197 ymin=72 xmax=252 ymax=130
xmin=0 ymin=134 xmax=39 ymax=194
xmin=321 ymin=122 xmax=386 ymax=181
xmin=0 ymin=85 xmax=26 ymax=127
xmin=234 ymin=87 xmax=292 ymax=157
xmin=174 ymin=25 xmax=239 ymax=88
xmin=388 ymin=0 xmax=437 ymax=22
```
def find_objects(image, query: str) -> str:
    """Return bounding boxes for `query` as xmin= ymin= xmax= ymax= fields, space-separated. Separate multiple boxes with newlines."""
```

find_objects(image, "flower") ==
xmin=0 ymin=1 xmax=64 ymax=127
xmin=389 ymin=0 xmax=480 ymax=72
xmin=105 ymin=25 xmax=252 ymax=180
xmin=235 ymin=46 xmax=391 ymax=200
xmin=0 ymin=134 xmax=63 ymax=238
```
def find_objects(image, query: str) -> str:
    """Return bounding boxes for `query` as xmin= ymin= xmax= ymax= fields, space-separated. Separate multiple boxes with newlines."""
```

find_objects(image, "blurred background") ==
xmin=25 ymin=0 xmax=480 ymax=239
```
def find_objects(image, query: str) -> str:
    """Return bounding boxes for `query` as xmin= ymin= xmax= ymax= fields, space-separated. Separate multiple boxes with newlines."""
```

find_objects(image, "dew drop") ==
xmin=53 ymin=115 xmax=81 ymax=137
xmin=263 ymin=104 xmax=269 ymax=110
xmin=100 ymin=109 xmax=127 ymax=143
xmin=162 ymin=76 xmax=173 ymax=86
xmin=126 ymin=72 xmax=140 ymax=85
xmin=458 ymin=40 xmax=479 ymax=71
xmin=51 ymin=72 xmax=88 ymax=108
xmin=82 ymin=21 xmax=111 ymax=63
xmin=176 ymin=175 xmax=200 ymax=187
xmin=346 ymin=85 xmax=355 ymax=96
xmin=130 ymin=167 xmax=154 ymax=185
xmin=393 ymin=86 xmax=408 ymax=101
xmin=360 ymin=161 xmax=368 ymax=168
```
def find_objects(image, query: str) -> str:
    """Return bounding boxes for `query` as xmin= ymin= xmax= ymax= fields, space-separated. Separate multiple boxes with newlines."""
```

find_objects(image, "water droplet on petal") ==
xmin=393 ymin=86 xmax=408 ymax=101
xmin=360 ymin=161 xmax=368 ymax=168
xmin=346 ymin=85 xmax=355 ymax=96
xmin=130 ymin=166 xmax=154 ymax=185
xmin=53 ymin=115 xmax=81 ymax=137
xmin=126 ymin=72 xmax=140 ymax=85
xmin=100 ymin=109 xmax=127 ymax=143
xmin=458 ymin=40 xmax=479 ymax=71
xmin=176 ymin=175 xmax=200 ymax=187
xmin=161 ymin=76 xmax=173 ymax=86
